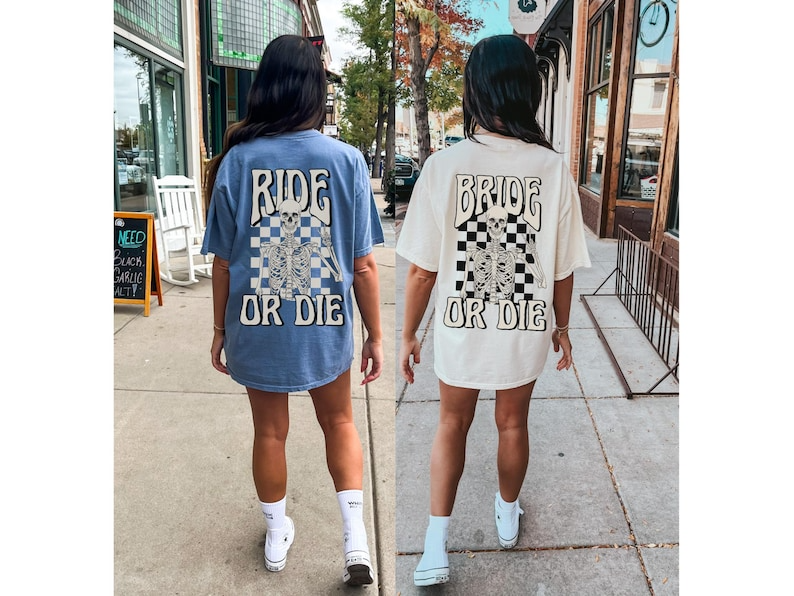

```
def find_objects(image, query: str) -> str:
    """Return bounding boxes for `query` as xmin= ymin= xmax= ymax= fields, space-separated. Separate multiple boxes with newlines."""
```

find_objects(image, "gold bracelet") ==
xmin=556 ymin=324 xmax=569 ymax=335
xmin=214 ymin=324 xmax=225 ymax=332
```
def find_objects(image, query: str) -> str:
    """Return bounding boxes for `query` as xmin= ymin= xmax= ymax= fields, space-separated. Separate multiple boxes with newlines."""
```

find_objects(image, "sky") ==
xmin=316 ymin=0 xmax=360 ymax=72
xmin=466 ymin=0 xmax=513 ymax=43
xmin=315 ymin=0 xmax=513 ymax=73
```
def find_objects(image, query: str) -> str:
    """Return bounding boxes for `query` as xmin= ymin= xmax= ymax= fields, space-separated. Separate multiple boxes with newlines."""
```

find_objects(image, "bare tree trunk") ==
xmin=372 ymin=93 xmax=385 ymax=177
xmin=384 ymin=0 xmax=396 ymax=213
xmin=407 ymin=15 xmax=429 ymax=165
xmin=406 ymin=4 xmax=440 ymax=167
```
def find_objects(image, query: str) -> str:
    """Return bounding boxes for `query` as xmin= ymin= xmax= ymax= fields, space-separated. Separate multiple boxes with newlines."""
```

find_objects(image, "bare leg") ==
xmin=494 ymin=381 xmax=535 ymax=502
xmin=429 ymin=380 xmax=480 ymax=516
xmin=309 ymin=369 xmax=363 ymax=491
xmin=247 ymin=387 xmax=290 ymax=502
xmin=311 ymin=370 xmax=374 ymax=585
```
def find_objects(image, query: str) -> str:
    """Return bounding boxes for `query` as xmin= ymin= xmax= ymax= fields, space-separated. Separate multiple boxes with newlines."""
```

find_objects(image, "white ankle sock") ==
xmin=337 ymin=489 xmax=368 ymax=554
xmin=496 ymin=491 xmax=518 ymax=511
xmin=261 ymin=496 xmax=286 ymax=532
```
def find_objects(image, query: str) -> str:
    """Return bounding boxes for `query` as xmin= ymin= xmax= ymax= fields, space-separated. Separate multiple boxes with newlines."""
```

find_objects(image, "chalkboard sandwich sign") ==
xmin=114 ymin=212 xmax=163 ymax=316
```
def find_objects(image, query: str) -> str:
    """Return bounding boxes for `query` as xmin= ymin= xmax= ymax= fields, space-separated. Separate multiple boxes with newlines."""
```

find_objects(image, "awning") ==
xmin=534 ymin=0 xmax=574 ymax=77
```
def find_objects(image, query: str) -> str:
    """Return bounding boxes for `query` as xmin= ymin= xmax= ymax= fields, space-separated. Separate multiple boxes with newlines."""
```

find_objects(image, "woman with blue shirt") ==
xmin=201 ymin=35 xmax=384 ymax=586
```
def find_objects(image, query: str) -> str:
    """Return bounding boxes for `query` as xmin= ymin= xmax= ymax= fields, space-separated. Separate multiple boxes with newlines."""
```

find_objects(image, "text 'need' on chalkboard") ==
xmin=114 ymin=212 xmax=163 ymax=316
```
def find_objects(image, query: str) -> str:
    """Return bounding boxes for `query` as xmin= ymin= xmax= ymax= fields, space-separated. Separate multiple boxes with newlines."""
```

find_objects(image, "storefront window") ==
xmin=114 ymin=44 xmax=154 ymax=212
xmin=153 ymin=64 xmax=185 ymax=177
xmin=582 ymin=94 xmax=608 ymax=192
xmin=580 ymin=5 xmax=614 ymax=194
xmin=620 ymin=0 xmax=677 ymax=201
xmin=621 ymin=77 xmax=666 ymax=199
xmin=114 ymin=42 xmax=186 ymax=212
xmin=635 ymin=0 xmax=677 ymax=75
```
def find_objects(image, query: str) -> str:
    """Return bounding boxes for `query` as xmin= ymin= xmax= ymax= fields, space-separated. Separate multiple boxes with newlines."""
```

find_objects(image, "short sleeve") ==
xmin=554 ymin=169 xmax=592 ymax=279
xmin=395 ymin=164 xmax=442 ymax=272
xmin=354 ymin=153 xmax=385 ymax=258
xmin=201 ymin=160 xmax=237 ymax=261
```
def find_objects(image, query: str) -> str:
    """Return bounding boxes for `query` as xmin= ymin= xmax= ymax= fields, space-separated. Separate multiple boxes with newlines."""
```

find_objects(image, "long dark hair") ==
xmin=463 ymin=35 xmax=553 ymax=150
xmin=204 ymin=35 xmax=327 ymax=199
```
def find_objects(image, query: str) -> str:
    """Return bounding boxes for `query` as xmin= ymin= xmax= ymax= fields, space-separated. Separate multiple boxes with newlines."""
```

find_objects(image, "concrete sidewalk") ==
xmin=393 ymin=217 xmax=679 ymax=595
xmin=113 ymin=178 xmax=679 ymax=595
xmin=114 ymin=177 xmax=396 ymax=595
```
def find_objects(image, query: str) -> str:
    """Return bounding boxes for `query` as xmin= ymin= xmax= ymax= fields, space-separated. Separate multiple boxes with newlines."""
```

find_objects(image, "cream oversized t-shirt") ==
xmin=396 ymin=133 xmax=591 ymax=389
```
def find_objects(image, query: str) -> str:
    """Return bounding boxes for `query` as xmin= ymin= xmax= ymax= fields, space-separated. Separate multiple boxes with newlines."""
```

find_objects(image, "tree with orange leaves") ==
xmin=396 ymin=0 xmax=482 ymax=166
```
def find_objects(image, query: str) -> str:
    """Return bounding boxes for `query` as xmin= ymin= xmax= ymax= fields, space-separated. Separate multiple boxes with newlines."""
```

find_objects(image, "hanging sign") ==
xmin=308 ymin=35 xmax=324 ymax=53
xmin=509 ymin=0 xmax=548 ymax=34
xmin=114 ymin=212 xmax=163 ymax=316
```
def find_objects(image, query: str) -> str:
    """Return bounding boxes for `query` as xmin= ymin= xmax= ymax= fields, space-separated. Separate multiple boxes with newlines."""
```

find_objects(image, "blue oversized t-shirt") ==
xmin=201 ymin=130 xmax=384 ymax=392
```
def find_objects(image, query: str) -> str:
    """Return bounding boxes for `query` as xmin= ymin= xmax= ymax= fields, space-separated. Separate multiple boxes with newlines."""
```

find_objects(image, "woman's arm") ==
xmin=552 ymin=273 xmax=574 ymax=370
xmin=400 ymin=263 xmax=437 ymax=384
xmin=210 ymin=257 xmax=231 ymax=375
xmin=352 ymin=251 xmax=382 ymax=385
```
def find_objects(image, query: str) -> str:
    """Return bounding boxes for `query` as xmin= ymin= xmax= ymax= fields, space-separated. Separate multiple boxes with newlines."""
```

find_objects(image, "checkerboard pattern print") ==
xmin=249 ymin=215 xmax=336 ymax=295
xmin=455 ymin=216 xmax=539 ymax=302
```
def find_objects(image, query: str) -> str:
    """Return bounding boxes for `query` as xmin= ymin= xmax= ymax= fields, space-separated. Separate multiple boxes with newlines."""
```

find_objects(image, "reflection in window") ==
xmin=114 ymin=42 xmax=186 ymax=212
xmin=621 ymin=0 xmax=677 ymax=201
xmin=580 ymin=6 xmax=613 ymax=194
xmin=635 ymin=0 xmax=677 ymax=74
xmin=153 ymin=64 xmax=185 ymax=178
xmin=114 ymin=44 xmax=154 ymax=212
xmin=621 ymin=78 xmax=667 ymax=199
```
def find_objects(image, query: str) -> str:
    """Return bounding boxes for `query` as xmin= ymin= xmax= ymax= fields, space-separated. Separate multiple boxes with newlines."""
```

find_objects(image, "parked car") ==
xmin=444 ymin=135 xmax=463 ymax=147
xmin=117 ymin=149 xmax=146 ymax=194
xmin=383 ymin=154 xmax=421 ymax=216
xmin=133 ymin=149 xmax=155 ymax=173
xmin=385 ymin=154 xmax=420 ymax=200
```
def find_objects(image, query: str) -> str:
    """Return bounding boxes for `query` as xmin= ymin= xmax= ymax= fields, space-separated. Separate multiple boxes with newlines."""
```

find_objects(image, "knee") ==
xmin=494 ymin=411 xmax=528 ymax=436
xmin=253 ymin=424 xmax=289 ymax=443
xmin=316 ymin=413 xmax=356 ymax=436
xmin=438 ymin=412 xmax=475 ymax=436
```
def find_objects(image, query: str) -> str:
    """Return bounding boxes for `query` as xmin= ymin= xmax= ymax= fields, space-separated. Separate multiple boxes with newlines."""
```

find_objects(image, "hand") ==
xmin=211 ymin=330 xmax=229 ymax=375
xmin=399 ymin=334 xmax=422 ymax=384
xmin=552 ymin=329 xmax=573 ymax=371
xmin=360 ymin=336 xmax=383 ymax=385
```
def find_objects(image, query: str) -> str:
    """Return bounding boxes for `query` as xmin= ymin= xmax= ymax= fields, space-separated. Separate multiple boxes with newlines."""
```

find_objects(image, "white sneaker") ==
xmin=342 ymin=549 xmax=374 ymax=586
xmin=413 ymin=546 xmax=449 ymax=586
xmin=495 ymin=493 xmax=524 ymax=548
xmin=264 ymin=516 xmax=294 ymax=572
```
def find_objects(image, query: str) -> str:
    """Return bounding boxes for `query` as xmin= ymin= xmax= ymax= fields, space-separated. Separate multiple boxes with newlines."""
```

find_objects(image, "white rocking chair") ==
xmin=152 ymin=175 xmax=213 ymax=286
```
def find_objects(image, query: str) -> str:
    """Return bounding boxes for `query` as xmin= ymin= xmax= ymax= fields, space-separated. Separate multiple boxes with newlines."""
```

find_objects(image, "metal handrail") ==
xmin=582 ymin=226 xmax=679 ymax=398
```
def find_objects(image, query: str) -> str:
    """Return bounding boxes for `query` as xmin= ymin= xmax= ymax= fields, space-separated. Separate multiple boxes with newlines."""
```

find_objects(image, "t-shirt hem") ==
xmin=202 ymin=244 xmax=231 ymax=260
xmin=228 ymin=362 xmax=353 ymax=393
xmin=435 ymin=369 xmax=541 ymax=391
xmin=354 ymin=245 xmax=374 ymax=258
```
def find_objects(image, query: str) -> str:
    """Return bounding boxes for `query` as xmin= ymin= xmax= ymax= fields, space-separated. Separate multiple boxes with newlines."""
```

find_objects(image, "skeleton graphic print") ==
xmin=457 ymin=205 xmax=546 ymax=304
xmin=253 ymin=199 xmax=342 ymax=300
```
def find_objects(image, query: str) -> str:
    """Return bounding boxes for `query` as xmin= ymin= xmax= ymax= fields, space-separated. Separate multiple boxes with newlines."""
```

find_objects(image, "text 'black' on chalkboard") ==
xmin=114 ymin=212 xmax=162 ymax=315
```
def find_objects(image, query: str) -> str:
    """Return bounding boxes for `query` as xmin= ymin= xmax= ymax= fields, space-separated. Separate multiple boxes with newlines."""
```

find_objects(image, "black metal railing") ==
xmin=615 ymin=226 xmax=679 ymax=373
xmin=582 ymin=226 xmax=679 ymax=397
